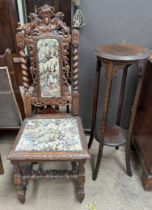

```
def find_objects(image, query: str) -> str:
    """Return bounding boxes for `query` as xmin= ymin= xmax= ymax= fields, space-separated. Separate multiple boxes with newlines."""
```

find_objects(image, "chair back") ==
xmin=16 ymin=4 xmax=80 ymax=116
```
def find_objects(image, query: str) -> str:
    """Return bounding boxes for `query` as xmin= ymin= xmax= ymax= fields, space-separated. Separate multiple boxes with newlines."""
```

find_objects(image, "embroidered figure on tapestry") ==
xmin=37 ymin=38 xmax=61 ymax=98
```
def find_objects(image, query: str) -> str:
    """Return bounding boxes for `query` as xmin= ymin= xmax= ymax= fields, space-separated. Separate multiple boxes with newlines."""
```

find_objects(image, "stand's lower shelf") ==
xmin=95 ymin=125 xmax=127 ymax=147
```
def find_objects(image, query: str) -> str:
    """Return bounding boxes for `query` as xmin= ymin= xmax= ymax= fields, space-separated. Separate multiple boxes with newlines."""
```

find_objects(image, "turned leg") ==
xmin=126 ymin=61 xmax=146 ymax=177
xmin=115 ymin=66 xmax=128 ymax=152
xmin=0 ymin=155 xmax=4 ymax=175
xmin=77 ymin=160 xmax=85 ymax=203
xmin=72 ymin=161 xmax=78 ymax=173
xmin=67 ymin=105 xmax=70 ymax=113
xmin=93 ymin=62 xmax=114 ymax=180
xmin=13 ymin=163 xmax=26 ymax=204
xmin=88 ymin=59 xmax=101 ymax=149
xmin=116 ymin=65 xmax=128 ymax=125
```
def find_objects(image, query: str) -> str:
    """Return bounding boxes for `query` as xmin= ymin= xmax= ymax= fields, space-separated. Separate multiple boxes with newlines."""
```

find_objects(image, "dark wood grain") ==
xmin=0 ymin=0 xmax=23 ymax=88
xmin=133 ymin=58 xmax=152 ymax=190
xmin=89 ymin=43 xmax=150 ymax=180
xmin=88 ymin=58 xmax=101 ymax=149
xmin=0 ymin=0 xmax=18 ymax=54
xmin=96 ymin=44 xmax=150 ymax=61
xmin=116 ymin=65 xmax=128 ymax=125
xmin=15 ymin=3 xmax=77 ymax=115
xmin=8 ymin=5 xmax=89 ymax=203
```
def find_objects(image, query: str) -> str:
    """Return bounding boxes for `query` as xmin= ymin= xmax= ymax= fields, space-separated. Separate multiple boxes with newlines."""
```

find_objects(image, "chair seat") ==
xmin=16 ymin=117 xmax=82 ymax=152
xmin=8 ymin=114 xmax=89 ymax=161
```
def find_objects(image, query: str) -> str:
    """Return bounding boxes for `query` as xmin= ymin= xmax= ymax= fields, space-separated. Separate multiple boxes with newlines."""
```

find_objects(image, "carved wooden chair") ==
xmin=8 ymin=4 xmax=89 ymax=204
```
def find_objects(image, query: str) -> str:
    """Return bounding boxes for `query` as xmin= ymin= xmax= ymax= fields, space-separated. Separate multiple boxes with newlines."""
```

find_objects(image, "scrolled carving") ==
xmin=15 ymin=4 xmax=81 ymax=113
xmin=16 ymin=5 xmax=72 ymax=98
xmin=16 ymin=31 xmax=25 ymax=49
xmin=22 ymin=4 xmax=70 ymax=36
xmin=31 ymin=96 xmax=72 ymax=107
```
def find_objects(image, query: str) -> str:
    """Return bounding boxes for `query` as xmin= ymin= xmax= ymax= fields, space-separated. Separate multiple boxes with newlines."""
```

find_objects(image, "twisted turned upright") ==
xmin=16 ymin=31 xmax=30 ymax=93
xmin=20 ymin=50 xmax=30 ymax=92
xmin=72 ymin=29 xmax=80 ymax=93
xmin=72 ymin=29 xmax=80 ymax=115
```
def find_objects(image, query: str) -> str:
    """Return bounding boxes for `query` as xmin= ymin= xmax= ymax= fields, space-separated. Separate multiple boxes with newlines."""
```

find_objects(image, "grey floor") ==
xmin=0 ymin=131 xmax=152 ymax=210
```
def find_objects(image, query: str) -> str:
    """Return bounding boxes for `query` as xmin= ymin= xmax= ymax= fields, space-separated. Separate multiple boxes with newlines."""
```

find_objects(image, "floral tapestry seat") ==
xmin=10 ymin=115 xmax=88 ymax=159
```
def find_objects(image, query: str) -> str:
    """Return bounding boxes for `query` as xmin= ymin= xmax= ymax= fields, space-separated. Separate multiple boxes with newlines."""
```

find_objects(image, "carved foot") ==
xmin=17 ymin=185 xmax=26 ymax=204
xmin=142 ymin=171 xmax=152 ymax=191
xmin=77 ymin=161 xmax=85 ymax=203
xmin=13 ymin=163 xmax=27 ymax=204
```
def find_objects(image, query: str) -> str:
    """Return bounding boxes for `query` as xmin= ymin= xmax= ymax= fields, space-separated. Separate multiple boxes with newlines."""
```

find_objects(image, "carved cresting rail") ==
xmin=14 ymin=4 xmax=80 ymax=115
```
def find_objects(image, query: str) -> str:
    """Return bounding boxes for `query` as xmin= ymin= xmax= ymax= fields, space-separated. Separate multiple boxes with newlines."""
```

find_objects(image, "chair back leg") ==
xmin=0 ymin=155 xmax=4 ymax=175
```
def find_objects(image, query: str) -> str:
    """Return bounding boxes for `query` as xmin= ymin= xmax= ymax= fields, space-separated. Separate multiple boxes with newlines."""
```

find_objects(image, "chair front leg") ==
xmin=77 ymin=160 xmax=85 ymax=203
xmin=13 ymin=162 xmax=26 ymax=204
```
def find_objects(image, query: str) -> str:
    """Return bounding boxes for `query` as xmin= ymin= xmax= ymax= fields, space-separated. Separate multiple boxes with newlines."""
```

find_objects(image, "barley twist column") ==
xmin=72 ymin=29 xmax=80 ymax=115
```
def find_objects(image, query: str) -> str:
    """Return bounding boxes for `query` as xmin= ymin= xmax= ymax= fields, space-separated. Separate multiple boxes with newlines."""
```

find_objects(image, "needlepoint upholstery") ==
xmin=7 ymin=4 xmax=89 ymax=204
xmin=37 ymin=38 xmax=61 ymax=98
xmin=15 ymin=118 xmax=82 ymax=152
